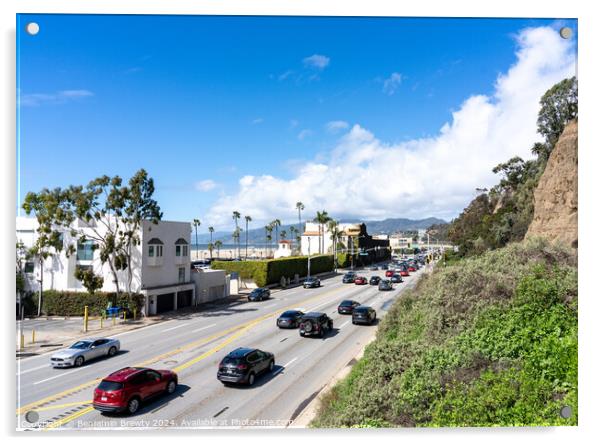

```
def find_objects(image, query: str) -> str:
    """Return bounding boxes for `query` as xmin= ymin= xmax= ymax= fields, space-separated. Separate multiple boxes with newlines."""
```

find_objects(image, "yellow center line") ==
xmin=21 ymin=281 xmax=348 ymax=428
xmin=32 ymin=400 xmax=92 ymax=413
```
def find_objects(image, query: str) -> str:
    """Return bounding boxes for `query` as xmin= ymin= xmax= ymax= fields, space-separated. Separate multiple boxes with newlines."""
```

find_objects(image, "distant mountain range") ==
xmin=191 ymin=217 xmax=447 ymax=245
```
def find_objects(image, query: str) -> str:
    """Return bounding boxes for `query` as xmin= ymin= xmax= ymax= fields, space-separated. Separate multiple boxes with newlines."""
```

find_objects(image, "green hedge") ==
xmin=24 ymin=290 xmax=144 ymax=317
xmin=213 ymin=255 xmax=334 ymax=287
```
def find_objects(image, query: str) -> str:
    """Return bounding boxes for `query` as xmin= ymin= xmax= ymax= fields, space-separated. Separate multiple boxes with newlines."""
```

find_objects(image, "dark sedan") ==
xmin=378 ymin=280 xmax=393 ymax=291
xmin=369 ymin=276 xmax=381 ymax=285
xmin=390 ymin=274 xmax=403 ymax=283
xmin=277 ymin=310 xmax=304 ymax=328
xmin=342 ymin=272 xmax=357 ymax=283
xmin=217 ymin=347 xmax=275 ymax=386
xmin=352 ymin=306 xmax=377 ymax=325
xmin=248 ymin=287 xmax=270 ymax=301
xmin=338 ymin=300 xmax=360 ymax=314
xmin=303 ymin=277 xmax=321 ymax=288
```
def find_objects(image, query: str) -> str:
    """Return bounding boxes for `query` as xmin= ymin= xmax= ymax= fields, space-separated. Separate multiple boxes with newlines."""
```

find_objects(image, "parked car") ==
xmin=338 ymin=300 xmax=361 ymax=314
xmin=217 ymin=347 xmax=275 ymax=386
xmin=248 ymin=287 xmax=270 ymax=301
xmin=342 ymin=272 xmax=357 ymax=283
xmin=370 ymin=265 xmax=379 ymax=271
xmin=385 ymin=270 xmax=394 ymax=278
xmin=299 ymin=312 xmax=334 ymax=338
xmin=277 ymin=310 xmax=304 ymax=328
xmin=92 ymin=367 xmax=178 ymax=414
xmin=352 ymin=306 xmax=377 ymax=325
xmin=51 ymin=338 xmax=121 ymax=368
xmin=378 ymin=280 xmax=393 ymax=291
xmin=354 ymin=276 xmax=368 ymax=285
xmin=369 ymin=276 xmax=381 ymax=285
xmin=390 ymin=274 xmax=403 ymax=283
xmin=303 ymin=277 xmax=321 ymax=288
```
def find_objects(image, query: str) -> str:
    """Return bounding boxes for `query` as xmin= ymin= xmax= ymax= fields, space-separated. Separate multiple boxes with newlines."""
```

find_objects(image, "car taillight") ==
xmin=237 ymin=364 xmax=248 ymax=370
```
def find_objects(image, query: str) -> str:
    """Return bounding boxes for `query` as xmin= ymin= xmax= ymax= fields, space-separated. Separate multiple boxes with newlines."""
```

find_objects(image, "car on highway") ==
xmin=385 ymin=270 xmax=395 ymax=278
xmin=400 ymin=268 xmax=410 ymax=277
xmin=217 ymin=347 xmax=275 ymax=386
xmin=408 ymin=265 xmax=416 ymax=272
xmin=303 ymin=276 xmax=321 ymax=288
xmin=380 ymin=264 xmax=388 ymax=270
xmin=338 ymin=300 xmax=361 ymax=314
xmin=370 ymin=265 xmax=379 ymax=271
xmin=378 ymin=279 xmax=393 ymax=291
xmin=92 ymin=367 xmax=178 ymax=414
xmin=390 ymin=274 xmax=403 ymax=283
xmin=299 ymin=312 xmax=334 ymax=338
xmin=352 ymin=306 xmax=377 ymax=325
xmin=248 ymin=287 xmax=270 ymax=301
xmin=342 ymin=272 xmax=357 ymax=283
xmin=354 ymin=276 xmax=368 ymax=285
xmin=51 ymin=338 xmax=120 ymax=368
xmin=369 ymin=276 xmax=381 ymax=285
xmin=276 ymin=310 xmax=305 ymax=328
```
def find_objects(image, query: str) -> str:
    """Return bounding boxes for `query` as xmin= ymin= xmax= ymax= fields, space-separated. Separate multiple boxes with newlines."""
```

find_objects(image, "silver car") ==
xmin=50 ymin=337 xmax=121 ymax=368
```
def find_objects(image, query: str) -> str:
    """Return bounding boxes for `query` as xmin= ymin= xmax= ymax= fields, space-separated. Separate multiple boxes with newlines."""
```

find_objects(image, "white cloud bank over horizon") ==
xmin=205 ymin=27 xmax=576 ymax=230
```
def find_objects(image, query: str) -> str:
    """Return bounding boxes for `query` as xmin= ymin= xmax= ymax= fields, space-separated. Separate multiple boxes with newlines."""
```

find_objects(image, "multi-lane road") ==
xmin=16 ymin=265 xmax=424 ymax=430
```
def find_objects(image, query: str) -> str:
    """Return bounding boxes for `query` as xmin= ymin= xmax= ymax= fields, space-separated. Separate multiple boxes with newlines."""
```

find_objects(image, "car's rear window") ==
xmin=222 ymin=356 xmax=242 ymax=365
xmin=281 ymin=311 xmax=298 ymax=317
xmin=340 ymin=300 xmax=353 ymax=305
xmin=98 ymin=380 xmax=124 ymax=391
xmin=355 ymin=307 xmax=369 ymax=313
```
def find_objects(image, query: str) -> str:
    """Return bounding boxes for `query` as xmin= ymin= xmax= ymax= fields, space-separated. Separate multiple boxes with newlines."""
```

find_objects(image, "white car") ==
xmin=50 ymin=338 xmax=120 ymax=368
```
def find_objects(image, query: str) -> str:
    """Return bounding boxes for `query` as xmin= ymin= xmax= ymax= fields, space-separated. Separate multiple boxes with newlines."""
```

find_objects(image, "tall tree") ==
xmin=232 ymin=211 xmax=241 ymax=259
xmin=280 ymin=230 xmax=287 ymax=240
xmin=22 ymin=169 xmax=162 ymax=300
xmin=214 ymin=240 xmax=223 ymax=259
xmin=244 ymin=215 xmax=252 ymax=260
xmin=270 ymin=219 xmax=282 ymax=255
xmin=313 ymin=210 xmax=331 ymax=254
xmin=208 ymin=226 xmax=215 ymax=259
xmin=296 ymin=201 xmax=305 ymax=226
xmin=192 ymin=219 xmax=201 ymax=260
xmin=265 ymin=224 xmax=273 ymax=258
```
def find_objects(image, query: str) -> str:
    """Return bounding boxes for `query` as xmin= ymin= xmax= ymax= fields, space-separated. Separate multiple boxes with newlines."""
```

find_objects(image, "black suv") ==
xmin=277 ymin=310 xmax=304 ymax=328
xmin=342 ymin=272 xmax=357 ymax=283
xmin=299 ymin=312 xmax=334 ymax=338
xmin=378 ymin=279 xmax=393 ymax=291
xmin=390 ymin=274 xmax=403 ymax=283
xmin=352 ymin=306 xmax=377 ymax=325
xmin=338 ymin=300 xmax=360 ymax=314
xmin=248 ymin=287 xmax=270 ymax=301
xmin=303 ymin=277 xmax=321 ymax=288
xmin=369 ymin=276 xmax=381 ymax=285
xmin=217 ymin=347 xmax=275 ymax=386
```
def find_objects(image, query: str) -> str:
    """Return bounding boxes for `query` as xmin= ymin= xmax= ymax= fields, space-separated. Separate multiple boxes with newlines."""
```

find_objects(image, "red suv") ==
xmin=385 ymin=270 xmax=394 ymax=278
xmin=93 ymin=367 xmax=178 ymax=414
xmin=354 ymin=276 xmax=367 ymax=285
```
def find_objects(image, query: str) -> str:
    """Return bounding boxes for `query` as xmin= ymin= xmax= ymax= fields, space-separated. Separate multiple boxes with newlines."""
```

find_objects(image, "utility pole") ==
xmin=350 ymin=235 xmax=354 ymax=270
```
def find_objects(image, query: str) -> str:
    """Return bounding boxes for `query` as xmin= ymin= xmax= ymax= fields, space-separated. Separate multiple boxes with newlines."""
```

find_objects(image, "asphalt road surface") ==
xmin=16 ymin=265 xmax=424 ymax=430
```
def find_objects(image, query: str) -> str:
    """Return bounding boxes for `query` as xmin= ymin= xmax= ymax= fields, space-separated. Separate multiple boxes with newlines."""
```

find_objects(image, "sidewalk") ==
xmin=16 ymin=293 xmax=248 ymax=358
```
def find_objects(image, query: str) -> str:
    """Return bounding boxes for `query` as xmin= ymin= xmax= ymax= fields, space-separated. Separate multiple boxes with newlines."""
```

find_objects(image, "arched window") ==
xmin=175 ymin=238 xmax=189 ymax=257
xmin=147 ymin=238 xmax=164 ymax=258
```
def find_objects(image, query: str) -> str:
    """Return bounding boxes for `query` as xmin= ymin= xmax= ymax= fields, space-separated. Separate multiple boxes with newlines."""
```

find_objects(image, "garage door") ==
xmin=209 ymin=286 xmax=224 ymax=299
xmin=177 ymin=290 xmax=193 ymax=308
xmin=156 ymin=293 xmax=175 ymax=314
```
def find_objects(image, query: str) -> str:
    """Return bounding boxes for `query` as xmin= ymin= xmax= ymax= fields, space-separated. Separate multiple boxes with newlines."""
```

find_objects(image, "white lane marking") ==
xmin=273 ymin=357 xmax=298 ymax=376
xmin=16 ymin=363 xmax=50 ymax=376
xmin=33 ymin=367 xmax=84 ymax=385
xmin=161 ymin=323 xmax=190 ymax=333
xmin=307 ymin=301 xmax=331 ymax=312
xmin=191 ymin=323 xmax=217 ymax=333
xmin=339 ymin=320 xmax=350 ymax=329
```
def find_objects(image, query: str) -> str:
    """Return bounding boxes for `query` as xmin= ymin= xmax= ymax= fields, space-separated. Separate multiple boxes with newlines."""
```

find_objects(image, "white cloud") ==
xmin=303 ymin=54 xmax=330 ymax=70
xmin=382 ymin=72 xmax=402 ymax=95
xmin=19 ymin=89 xmax=94 ymax=107
xmin=206 ymin=27 xmax=575 ymax=229
xmin=195 ymin=179 xmax=217 ymax=192
xmin=297 ymin=129 xmax=313 ymax=140
xmin=325 ymin=120 xmax=350 ymax=133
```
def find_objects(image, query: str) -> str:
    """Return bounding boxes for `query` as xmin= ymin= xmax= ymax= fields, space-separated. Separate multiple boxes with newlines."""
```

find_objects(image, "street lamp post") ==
xmin=306 ymin=236 xmax=311 ymax=279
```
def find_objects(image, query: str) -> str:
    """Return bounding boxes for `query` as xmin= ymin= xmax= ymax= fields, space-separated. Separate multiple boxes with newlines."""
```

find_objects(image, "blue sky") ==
xmin=17 ymin=15 xmax=577 ymax=230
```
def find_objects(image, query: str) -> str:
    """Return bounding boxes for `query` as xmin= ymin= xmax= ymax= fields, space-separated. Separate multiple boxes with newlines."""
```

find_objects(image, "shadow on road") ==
xmin=101 ymin=384 xmax=191 ymax=417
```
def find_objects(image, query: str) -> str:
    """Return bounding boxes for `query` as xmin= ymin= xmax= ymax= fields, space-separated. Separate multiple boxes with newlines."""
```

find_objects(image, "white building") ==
xmin=17 ymin=216 xmax=199 ymax=315
xmin=300 ymin=222 xmax=362 ymax=255
xmin=274 ymin=239 xmax=293 ymax=259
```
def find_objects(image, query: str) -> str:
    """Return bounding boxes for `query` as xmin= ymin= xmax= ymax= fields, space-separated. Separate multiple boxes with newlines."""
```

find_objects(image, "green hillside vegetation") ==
xmin=311 ymin=238 xmax=577 ymax=427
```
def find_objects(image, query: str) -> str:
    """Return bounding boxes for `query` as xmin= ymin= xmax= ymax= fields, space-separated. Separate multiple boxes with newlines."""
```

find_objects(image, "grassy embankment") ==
xmin=311 ymin=238 xmax=577 ymax=427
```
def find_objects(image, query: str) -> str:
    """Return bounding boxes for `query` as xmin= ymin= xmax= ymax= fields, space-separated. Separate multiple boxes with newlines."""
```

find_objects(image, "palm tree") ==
xmin=232 ymin=211 xmax=241 ymax=258
xmin=232 ymin=227 xmax=242 ymax=259
xmin=289 ymin=225 xmax=296 ymax=246
xmin=280 ymin=230 xmax=287 ymax=240
xmin=207 ymin=242 xmax=214 ymax=260
xmin=209 ymin=226 xmax=215 ymax=259
xmin=192 ymin=219 xmax=201 ymax=260
xmin=264 ymin=224 xmax=273 ymax=258
xmin=270 ymin=219 xmax=281 ymax=255
xmin=244 ymin=215 xmax=252 ymax=260
xmin=296 ymin=201 xmax=304 ymax=226
xmin=313 ymin=210 xmax=331 ymax=254
xmin=214 ymin=240 xmax=223 ymax=259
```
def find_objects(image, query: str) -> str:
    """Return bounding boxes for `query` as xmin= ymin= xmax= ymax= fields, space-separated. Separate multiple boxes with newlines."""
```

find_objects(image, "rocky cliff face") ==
xmin=526 ymin=120 xmax=578 ymax=249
